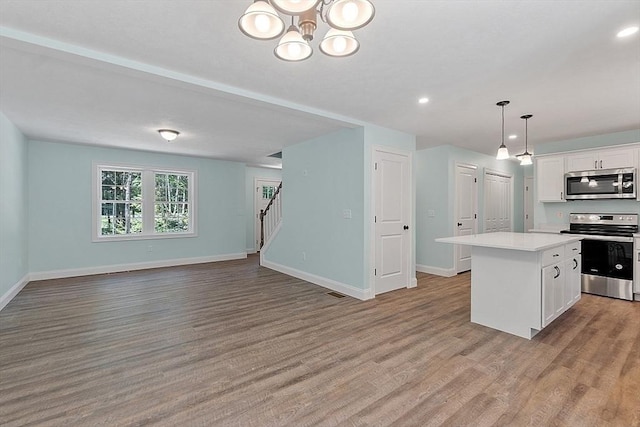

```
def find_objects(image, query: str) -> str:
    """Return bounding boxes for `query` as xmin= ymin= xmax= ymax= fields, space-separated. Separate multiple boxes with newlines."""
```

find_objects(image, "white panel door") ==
xmin=374 ymin=149 xmax=410 ymax=295
xmin=484 ymin=172 xmax=512 ymax=233
xmin=455 ymin=164 xmax=477 ymax=273
xmin=255 ymin=179 xmax=280 ymax=250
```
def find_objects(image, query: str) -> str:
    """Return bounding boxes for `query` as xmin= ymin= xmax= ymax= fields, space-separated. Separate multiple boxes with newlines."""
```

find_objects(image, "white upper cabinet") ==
xmin=565 ymin=147 xmax=637 ymax=172
xmin=536 ymin=156 xmax=565 ymax=202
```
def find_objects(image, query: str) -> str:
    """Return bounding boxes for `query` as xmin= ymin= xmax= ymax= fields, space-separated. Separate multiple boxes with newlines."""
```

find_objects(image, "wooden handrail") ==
xmin=260 ymin=182 xmax=282 ymax=249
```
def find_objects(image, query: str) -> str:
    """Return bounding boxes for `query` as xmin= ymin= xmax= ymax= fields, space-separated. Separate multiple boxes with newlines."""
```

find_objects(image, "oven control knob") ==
xmin=615 ymin=264 xmax=623 ymax=270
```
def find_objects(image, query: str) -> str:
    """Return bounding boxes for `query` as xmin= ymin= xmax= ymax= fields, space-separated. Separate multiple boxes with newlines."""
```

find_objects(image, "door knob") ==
xmin=403 ymin=225 xmax=409 ymax=230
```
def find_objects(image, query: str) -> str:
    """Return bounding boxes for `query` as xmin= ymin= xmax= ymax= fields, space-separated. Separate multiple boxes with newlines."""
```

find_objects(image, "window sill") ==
xmin=92 ymin=231 xmax=197 ymax=243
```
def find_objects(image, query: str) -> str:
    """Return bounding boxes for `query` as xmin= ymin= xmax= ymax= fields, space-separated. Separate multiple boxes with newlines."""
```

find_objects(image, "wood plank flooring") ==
xmin=1 ymin=255 xmax=639 ymax=426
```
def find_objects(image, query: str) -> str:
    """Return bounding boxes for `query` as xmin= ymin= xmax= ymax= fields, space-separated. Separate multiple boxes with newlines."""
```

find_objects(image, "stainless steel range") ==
xmin=561 ymin=213 xmax=637 ymax=301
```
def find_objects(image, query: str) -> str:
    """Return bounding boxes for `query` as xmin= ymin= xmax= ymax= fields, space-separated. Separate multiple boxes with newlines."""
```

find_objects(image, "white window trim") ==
xmin=92 ymin=162 xmax=198 ymax=242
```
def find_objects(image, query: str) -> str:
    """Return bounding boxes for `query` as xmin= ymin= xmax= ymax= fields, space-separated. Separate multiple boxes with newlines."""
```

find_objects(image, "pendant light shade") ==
xmin=326 ymin=0 xmax=375 ymax=30
xmin=496 ymin=100 xmax=510 ymax=160
xmin=319 ymin=28 xmax=359 ymax=57
xmin=517 ymin=114 xmax=533 ymax=166
xmin=274 ymin=25 xmax=313 ymax=61
xmin=238 ymin=0 xmax=285 ymax=40
xmin=270 ymin=0 xmax=321 ymax=15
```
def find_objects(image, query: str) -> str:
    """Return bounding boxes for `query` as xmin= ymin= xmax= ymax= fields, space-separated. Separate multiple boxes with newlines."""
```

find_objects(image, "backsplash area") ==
xmin=535 ymin=199 xmax=640 ymax=228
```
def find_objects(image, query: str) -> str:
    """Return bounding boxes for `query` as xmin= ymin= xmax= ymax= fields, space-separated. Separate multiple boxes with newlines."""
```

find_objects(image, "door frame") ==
xmin=368 ymin=145 xmax=415 ymax=297
xmin=483 ymin=168 xmax=514 ymax=233
xmin=454 ymin=162 xmax=478 ymax=273
xmin=524 ymin=176 xmax=534 ymax=232
xmin=254 ymin=177 xmax=281 ymax=252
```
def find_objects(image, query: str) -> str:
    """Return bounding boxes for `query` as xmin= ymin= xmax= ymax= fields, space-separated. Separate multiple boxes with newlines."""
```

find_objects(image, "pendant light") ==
xmin=517 ymin=114 xmax=533 ymax=166
xmin=495 ymin=100 xmax=510 ymax=160
xmin=274 ymin=22 xmax=313 ymax=61
xmin=239 ymin=0 xmax=374 ymax=61
xmin=326 ymin=0 xmax=375 ymax=30
xmin=270 ymin=0 xmax=321 ymax=14
xmin=238 ymin=0 xmax=285 ymax=40
xmin=319 ymin=28 xmax=360 ymax=57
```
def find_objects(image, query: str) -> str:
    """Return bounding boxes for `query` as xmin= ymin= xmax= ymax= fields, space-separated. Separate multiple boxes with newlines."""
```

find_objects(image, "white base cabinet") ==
xmin=541 ymin=242 xmax=581 ymax=328
xmin=470 ymin=240 xmax=581 ymax=339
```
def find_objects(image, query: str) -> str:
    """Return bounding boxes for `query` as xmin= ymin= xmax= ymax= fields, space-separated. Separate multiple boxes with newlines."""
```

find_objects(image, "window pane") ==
xmin=100 ymin=202 xmax=142 ymax=235
xmin=154 ymin=203 xmax=189 ymax=233
xmin=102 ymin=186 xmax=115 ymax=200
xmin=102 ymin=171 xmax=115 ymax=185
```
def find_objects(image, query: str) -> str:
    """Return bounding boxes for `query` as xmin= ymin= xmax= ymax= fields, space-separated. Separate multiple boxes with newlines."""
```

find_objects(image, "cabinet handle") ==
xmin=553 ymin=253 xmax=560 ymax=257
xmin=600 ymin=160 xmax=603 ymax=169
xmin=595 ymin=160 xmax=598 ymax=169
xmin=561 ymin=191 xmax=563 ymax=199
xmin=554 ymin=266 xmax=560 ymax=278
xmin=573 ymin=259 xmax=578 ymax=270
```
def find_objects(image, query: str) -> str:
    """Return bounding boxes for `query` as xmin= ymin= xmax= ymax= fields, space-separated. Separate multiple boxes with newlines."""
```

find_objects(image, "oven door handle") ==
xmin=562 ymin=234 xmax=633 ymax=243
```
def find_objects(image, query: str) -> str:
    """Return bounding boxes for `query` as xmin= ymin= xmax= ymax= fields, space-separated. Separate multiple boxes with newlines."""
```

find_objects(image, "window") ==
xmin=94 ymin=164 xmax=196 ymax=241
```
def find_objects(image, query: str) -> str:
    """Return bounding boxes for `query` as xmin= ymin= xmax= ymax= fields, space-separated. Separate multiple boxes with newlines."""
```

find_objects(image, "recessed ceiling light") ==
xmin=617 ymin=26 xmax=639 ymax=38
xmin=418 ymin=97 xmax=429 ymax=104
xmin=508 ymin=134 xmax=517 ymax=140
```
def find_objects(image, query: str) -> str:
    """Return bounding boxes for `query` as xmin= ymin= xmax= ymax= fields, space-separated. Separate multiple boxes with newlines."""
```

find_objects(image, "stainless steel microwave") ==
xmin=565 ymin=168 xmax=636 ymax=200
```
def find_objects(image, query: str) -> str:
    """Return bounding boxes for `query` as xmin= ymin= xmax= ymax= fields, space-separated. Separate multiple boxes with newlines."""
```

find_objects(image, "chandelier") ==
xmin=238 ymin=0 xmax=375 ymax=61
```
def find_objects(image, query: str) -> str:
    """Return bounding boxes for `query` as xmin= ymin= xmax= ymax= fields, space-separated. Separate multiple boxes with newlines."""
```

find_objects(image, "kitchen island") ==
xmin=436 ymin=232 xmax=583 ymax=339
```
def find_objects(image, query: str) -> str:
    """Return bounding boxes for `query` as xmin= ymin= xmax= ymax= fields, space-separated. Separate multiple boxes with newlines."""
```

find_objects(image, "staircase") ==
xmin=260 ymin=182 xmax=282 ymax=249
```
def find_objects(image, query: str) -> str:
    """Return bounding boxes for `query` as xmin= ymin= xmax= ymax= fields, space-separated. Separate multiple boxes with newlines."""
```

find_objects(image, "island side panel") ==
xmin=470 ymin=246 xmax=542 ymax=339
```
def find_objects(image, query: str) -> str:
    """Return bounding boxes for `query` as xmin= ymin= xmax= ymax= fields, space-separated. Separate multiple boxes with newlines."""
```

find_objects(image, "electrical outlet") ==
xmin=427 ymin=209 xmax=435 ymax=217
xmin=147 ymin=245 xmax=153 ymax=252
xmin=343 ymin=209 xmax=352 ymax=219
xmin=557 ymin=211 xmax=563 ymax=218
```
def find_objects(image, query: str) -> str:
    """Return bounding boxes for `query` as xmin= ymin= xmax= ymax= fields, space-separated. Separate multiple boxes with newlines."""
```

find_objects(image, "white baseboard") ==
xmin=246 ymin=248 xmax=257 ymax=255
xmin=261 ymin=259 xmax=373 ymax=301
xmin=416 ymin=264 xmax=456 ymax=277
xmin=28 ymin=253 xmax=247 ymax=281
xmin=0 ymin=273 xmax=30 ymax=312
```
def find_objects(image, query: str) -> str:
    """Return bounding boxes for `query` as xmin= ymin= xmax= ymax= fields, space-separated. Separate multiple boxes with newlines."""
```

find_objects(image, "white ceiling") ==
xmin=1 ymin=1 xmax=639 ymax=167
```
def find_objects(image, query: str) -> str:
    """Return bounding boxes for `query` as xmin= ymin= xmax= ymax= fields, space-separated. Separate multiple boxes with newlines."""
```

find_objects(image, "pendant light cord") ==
xmin=501 ymin=105 xmax=505 ymax=145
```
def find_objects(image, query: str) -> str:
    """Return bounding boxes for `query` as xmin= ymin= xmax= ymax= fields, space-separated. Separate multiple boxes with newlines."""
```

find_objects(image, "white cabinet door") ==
xmin=565 ymin=147 xmax=636 ymax=171
xmin=565 ymin=256 xmax=581 ymax=309
xmin=599 ymin=148 xmax=636 ymax=169
xmin=536 ymin=156 xmax=565 ymax=202
xmin=542 ymin=264 xmax=562 ymax=327
xmin=566 ymin=152 xmax=597 ymax=172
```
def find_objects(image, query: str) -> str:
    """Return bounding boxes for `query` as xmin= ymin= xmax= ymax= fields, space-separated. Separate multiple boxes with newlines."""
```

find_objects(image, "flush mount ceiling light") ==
xmin=516 ymin=114 xmax=533 ymax=166
xmin=418 ymin=97 xmax=429 ymax=104
xmin=238 ymin=0 xmax=374 ymax=61
xmin=495 ymin=100 xmax=510 ymax=160
xmin=158 ymin=129 xmax=180 ymax=142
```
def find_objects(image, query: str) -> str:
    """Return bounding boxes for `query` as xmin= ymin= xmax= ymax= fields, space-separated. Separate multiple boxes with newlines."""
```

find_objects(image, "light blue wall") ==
xmin=264 ymin=127 xmax=367 ymax=289
xmin=245 ymin=166 xmax=281 ymax=251
xmin=363 ymin=125 xmax=417 ymax=284
xmin=533 ymin=130 xmax=640 ymax=226
xmin=27 ymin=140 xmax=246 ymax=273
xmin=264 ymin=125 xmax=416 ymax=293
xmin=416 ymin=144 xmax=526 ymax=270
xmin=0 ymin=113 xmax=28 ymax=297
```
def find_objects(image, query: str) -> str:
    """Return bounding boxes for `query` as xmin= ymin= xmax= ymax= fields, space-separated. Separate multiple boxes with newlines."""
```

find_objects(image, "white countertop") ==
xmin=436 ymin=232 xmax=582 ymax=252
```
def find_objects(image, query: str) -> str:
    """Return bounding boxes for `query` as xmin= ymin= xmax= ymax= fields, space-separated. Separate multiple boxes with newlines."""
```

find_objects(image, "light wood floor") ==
xmin=1 ymin=256 xmax=639 ymax=426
